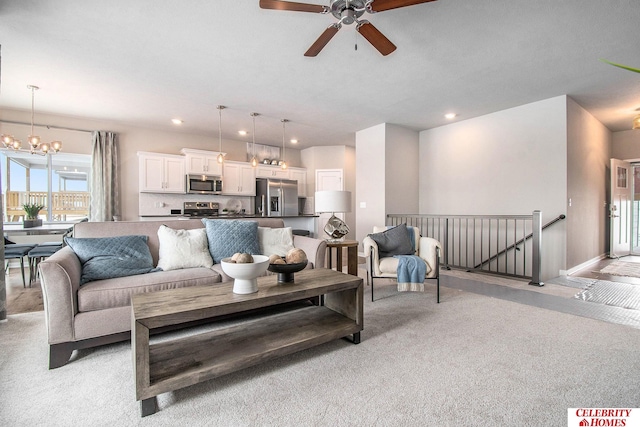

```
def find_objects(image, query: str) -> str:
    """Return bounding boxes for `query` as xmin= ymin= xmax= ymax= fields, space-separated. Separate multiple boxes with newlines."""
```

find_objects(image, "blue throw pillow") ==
xmin=368 ymin=224 xmax=415 ymax=259
xmin=202 ymin=219 xmax=260 ymax=264
xmin=65 ymin=235 xmax=156 ymax=285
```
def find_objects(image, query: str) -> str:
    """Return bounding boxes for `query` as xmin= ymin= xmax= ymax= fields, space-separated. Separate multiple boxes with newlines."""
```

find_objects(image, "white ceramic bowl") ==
xmin=221 ymin=255 xmax=270 ymax=294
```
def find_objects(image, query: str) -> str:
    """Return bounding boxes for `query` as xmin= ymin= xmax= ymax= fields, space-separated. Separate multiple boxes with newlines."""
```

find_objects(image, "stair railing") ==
xmin=386 ymin=211 xmax=565 ymax=283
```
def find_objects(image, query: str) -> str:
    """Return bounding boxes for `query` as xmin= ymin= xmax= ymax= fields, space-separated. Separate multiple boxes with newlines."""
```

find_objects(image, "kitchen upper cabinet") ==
xmin=256 ymin=165 xmax=290 ymax=179
xmin=138 ymin=152 xmax=185 ymax=193
xmin=180 ymin=148 xmax=223 ymax=176
xmin=222 ymin=161 xmax=256 ymax=196
xmin=288 ymin=167 xmax=307 ymax=197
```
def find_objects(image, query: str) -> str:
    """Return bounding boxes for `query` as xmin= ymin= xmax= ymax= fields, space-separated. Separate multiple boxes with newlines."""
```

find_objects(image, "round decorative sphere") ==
xmin=221 ymin=255 xmax=270 ymax=294
xmin=268 ymin=260 xmax=308 ymax=283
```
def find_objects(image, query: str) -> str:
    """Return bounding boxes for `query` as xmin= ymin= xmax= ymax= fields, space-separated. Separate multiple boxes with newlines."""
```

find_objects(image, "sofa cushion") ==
xmin=202 ymin=219 xmax=260 ymax=264
xmin=77 ymin=267 xmax=221 ymax=312
xmin=157 ymin=225 xmax=213 ymax=271
xmin=258 ymin=226 xmax=295 ymax=257
xmin=65 ymin=235 xmax=156 ymax=285
xmin=368 ymin=224 xmax=414 ymax=259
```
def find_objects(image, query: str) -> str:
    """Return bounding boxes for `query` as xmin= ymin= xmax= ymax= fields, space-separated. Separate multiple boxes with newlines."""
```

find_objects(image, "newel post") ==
xmin=529 ymin=210 xmax=544 ymax=287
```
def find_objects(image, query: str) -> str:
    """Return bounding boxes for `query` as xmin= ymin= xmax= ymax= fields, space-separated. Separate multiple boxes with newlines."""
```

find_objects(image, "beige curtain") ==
xmin=90 ymin=131 xmax=120 ymax=221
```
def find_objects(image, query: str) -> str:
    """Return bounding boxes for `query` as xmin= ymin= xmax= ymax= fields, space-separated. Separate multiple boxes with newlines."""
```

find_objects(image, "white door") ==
xmin=315 ymin=169 xmax=344 ymax=238
xmin=610 ymin=158 xmax=632 ymax=258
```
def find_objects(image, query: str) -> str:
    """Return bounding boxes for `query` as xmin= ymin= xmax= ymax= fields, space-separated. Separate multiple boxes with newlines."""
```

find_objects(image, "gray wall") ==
xmin=355 ymin=124 xmax=387 ymax=246
xmin=385 ymin=124 xmax=420 ymax=215
xmin=354 ymin=123 xmax=420 ymax=246
xmin=566 ymin=97 xmax=612 ymax=271
xmin=418 ymin=96 xmax=568 ymax=279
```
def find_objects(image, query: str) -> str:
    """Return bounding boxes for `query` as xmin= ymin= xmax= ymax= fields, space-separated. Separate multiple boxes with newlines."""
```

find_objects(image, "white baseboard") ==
xmin=560 ymin=253 xmax=608 ymax=276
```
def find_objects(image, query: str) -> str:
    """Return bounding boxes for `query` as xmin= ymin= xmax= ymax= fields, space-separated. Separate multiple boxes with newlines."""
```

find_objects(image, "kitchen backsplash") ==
xmin=139 ymin=193 xmax=253 ymax=216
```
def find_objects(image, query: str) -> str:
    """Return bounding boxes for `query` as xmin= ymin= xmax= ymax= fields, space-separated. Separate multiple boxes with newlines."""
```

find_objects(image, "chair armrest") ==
xmin=293 ymin=235 xmax=327 ymax=269
xmin=362 ymin=236 xmax=382 ymax=277
xmin=418 ymin=237 xmax=442 ymax=278
xmin=38 ymin=247 xmax=82 ymax=344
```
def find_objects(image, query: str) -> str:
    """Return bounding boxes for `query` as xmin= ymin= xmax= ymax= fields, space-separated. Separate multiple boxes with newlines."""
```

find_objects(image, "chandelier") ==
xmin=1 ymin=85 xmax=62 ymax=155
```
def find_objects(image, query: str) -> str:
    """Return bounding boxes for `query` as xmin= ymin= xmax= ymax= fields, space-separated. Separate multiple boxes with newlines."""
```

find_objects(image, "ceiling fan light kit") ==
xmin=260 ymin=0 xmax=437 ymax=56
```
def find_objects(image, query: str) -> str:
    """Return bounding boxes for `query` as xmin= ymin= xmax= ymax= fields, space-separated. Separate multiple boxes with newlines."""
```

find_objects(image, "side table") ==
xmin=326 ymin=239 xmax=359 ymax=276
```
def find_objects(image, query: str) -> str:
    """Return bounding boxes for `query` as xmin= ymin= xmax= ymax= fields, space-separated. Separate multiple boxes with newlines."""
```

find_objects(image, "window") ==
xmin=1 ymin=150 xmax=91 ymax=222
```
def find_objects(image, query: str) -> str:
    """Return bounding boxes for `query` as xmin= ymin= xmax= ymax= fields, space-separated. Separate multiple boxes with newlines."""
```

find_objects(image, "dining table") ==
xmin=3 ymin=223 xmax=75 ymax=237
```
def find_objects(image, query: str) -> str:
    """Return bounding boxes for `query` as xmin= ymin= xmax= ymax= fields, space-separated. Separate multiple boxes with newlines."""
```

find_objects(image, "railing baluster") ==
xmin=385 ymin=212 xmax=563 ymax=281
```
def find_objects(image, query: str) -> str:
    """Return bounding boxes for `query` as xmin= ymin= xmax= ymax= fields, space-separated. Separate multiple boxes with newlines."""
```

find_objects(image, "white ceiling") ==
xmin=1 ymin=0 xmax=640 ymax=150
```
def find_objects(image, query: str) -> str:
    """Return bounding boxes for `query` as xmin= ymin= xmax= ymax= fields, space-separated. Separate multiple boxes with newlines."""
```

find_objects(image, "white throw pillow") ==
xmin=157 ymin=225 xmax=213 ymax=271
xmin=258 ymin=227 xmax=295 ymax=257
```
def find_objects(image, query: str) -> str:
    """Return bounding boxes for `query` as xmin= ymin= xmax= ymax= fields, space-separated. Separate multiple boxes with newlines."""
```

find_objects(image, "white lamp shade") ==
xmin=315 ymin=191 xmax=351 ymax=213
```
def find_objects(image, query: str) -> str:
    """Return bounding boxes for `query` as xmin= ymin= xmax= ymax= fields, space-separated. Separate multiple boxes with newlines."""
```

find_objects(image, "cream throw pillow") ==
xmin=157 ymin=225 xmax=213 ymax=271
xmin=258 ymin=227 xmax=295 ymax=257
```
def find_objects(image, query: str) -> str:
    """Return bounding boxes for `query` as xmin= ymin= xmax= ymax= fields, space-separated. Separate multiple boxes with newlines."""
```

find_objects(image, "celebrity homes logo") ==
xmin=568 ymin=408 xmax=640 ymax=426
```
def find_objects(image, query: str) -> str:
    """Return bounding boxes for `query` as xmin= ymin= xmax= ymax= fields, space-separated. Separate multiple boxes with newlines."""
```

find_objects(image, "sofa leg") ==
xmin=49 ymin=343 xmax=74 ymax=369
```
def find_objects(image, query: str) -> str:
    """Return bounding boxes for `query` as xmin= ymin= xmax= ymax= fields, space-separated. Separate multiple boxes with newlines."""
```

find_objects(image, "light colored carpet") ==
xmin=2 ymin=283 xmax=640 ymax=426
xmin=599 ymin=260 xmax=640 ymax=277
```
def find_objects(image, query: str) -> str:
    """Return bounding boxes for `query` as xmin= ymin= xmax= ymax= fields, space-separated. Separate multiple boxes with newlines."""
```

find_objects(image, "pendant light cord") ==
xmin=281 ymin=119 xmax=288 ymax=169
xmin=217 ymin=105 xmax=225 ymax=163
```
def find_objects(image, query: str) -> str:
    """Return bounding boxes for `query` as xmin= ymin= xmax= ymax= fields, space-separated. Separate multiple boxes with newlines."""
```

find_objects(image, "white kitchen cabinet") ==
xmin=222 ymin=161 xmax=256 ymax=196
xmin=256 ymin=165 xmax=290 ymax=179
xmin=138 ymin=152 xmax=185 ymax=193
xmin=288 ymin=167 xmax=307 ymax=197
xmin=180 ymin=148 xmax=223 ymax=176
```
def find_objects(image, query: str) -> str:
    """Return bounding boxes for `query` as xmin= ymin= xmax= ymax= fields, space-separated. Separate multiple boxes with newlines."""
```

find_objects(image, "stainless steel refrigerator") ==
xmin=255 ymin=178 xmax=298 ymax=216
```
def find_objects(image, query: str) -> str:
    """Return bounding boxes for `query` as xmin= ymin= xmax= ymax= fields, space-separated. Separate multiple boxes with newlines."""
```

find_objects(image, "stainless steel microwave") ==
xmin=186 ymin=174 xmax=223 ymax=195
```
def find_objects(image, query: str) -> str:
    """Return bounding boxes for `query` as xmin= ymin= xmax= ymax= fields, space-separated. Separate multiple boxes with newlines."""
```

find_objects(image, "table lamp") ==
xmin=315 ymin=190 xmax=351 ymax=241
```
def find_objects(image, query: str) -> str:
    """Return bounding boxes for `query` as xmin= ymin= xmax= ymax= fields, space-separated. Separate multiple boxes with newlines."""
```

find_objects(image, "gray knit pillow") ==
xmin=368 ymin=224 xmax=414 ymax=258
xmin=65 ymin=235 xmax=156 ymax=285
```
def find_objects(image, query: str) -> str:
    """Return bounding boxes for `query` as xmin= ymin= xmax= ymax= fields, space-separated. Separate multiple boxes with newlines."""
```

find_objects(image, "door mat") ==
xmin=598 ymin=260 xmax=640 ymax=277
xmin=575 ymin=280 xmax=640 ymax=311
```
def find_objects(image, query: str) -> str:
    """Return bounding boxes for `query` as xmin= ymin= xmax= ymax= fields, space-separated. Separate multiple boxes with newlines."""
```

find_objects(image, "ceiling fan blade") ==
xmin=370 ymin=0 xmax=437 ymax=13
xmin=304 ymin=24 xmax=341 ymax=57
xmin=356 ymin=21 xmax=396 ymax=56
xmin=259 ymin=0 xmax=327 ymax=13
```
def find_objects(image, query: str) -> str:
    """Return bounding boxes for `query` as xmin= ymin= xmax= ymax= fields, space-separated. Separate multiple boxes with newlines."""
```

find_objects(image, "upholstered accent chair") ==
xmin=363 ymin=225 xmax=442 ymax=303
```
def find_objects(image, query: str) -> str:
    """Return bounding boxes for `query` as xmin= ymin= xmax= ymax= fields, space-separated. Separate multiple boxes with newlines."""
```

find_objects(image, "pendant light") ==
xmin=281 ymin=119 xmax=288 ymax=170
xmin=216 ymin=105 xmax=225 ymax=164
xmin=1 ymin=85 xmax=62 ymax=155
xmin=633 ymin=114 xmax=640 ymax=130
xmin=250 ymin=112 xmax=259 ymax=167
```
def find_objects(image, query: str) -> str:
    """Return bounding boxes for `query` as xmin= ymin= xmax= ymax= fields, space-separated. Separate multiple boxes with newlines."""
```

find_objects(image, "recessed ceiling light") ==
xmin=171 ymin=118 xmax=183 ymax=125
xmin=238 ymin=130 xmax=248 ymax=136
xmin=444 ymin=113 xmax=457 ymax=120
xmin=290 ymin=139 xmax=298 ymax=144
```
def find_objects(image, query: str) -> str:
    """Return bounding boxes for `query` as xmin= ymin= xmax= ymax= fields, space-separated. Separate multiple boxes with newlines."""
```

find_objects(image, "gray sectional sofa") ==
xmin=39 ymin=218 xmax=327 ymax=369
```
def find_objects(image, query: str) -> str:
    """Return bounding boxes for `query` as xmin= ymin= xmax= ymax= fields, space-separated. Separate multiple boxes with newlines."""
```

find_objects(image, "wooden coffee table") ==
xmin=131 ymin=268 xmax=363 ymax=417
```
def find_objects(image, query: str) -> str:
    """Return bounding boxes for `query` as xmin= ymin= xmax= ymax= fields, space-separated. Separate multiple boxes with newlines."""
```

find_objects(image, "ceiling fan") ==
xmin=259 ymin=0 xmax=437 ymax=57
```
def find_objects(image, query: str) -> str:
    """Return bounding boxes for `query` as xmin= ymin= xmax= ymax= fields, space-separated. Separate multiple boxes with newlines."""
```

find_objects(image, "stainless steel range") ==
xmin=183 ymin=202 xmax=219 ymax=217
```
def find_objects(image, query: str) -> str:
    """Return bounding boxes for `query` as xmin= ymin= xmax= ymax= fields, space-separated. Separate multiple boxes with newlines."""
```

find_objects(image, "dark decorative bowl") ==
xmin=268 ymin=260 xmax=308 ymax=284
